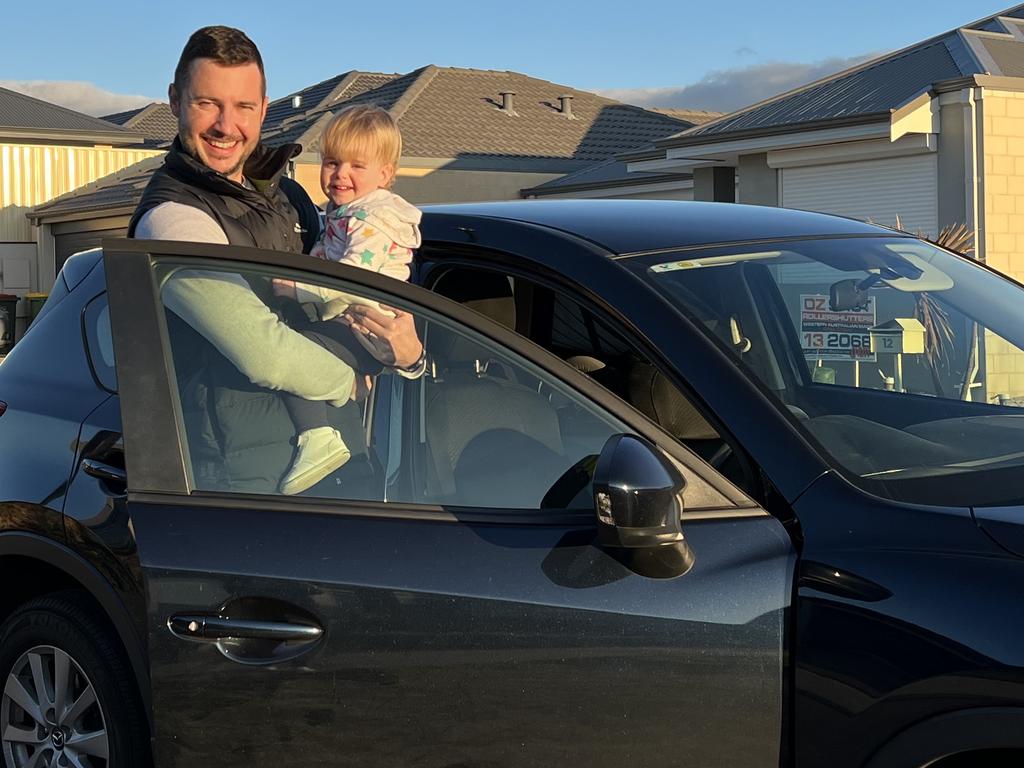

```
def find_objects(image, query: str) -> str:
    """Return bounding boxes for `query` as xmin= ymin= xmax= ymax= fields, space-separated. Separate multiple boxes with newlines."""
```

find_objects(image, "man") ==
xmin=130 ymin=26 xmax=423 ymax=493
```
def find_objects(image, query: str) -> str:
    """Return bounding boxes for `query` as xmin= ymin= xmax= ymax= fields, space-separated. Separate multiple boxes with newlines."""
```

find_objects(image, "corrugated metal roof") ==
xmin=683 ymin=40 xmax=963 ymax=139
xmin=0 ymin=86 xmax=141 ymax=141
xmin=656 ymin=4 xmax=1024 ymax=148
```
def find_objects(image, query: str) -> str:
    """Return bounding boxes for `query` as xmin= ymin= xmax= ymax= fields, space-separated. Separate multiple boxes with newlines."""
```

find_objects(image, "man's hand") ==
xmin=344 ymin=304 xmax=423 ymax=368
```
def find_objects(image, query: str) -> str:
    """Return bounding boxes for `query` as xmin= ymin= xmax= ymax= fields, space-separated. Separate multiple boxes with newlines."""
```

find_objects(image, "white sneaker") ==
xmin=280 ymin=427 xmax=351 ymax=495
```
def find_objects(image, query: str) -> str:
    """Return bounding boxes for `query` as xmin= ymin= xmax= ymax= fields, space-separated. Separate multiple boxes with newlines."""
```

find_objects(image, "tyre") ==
xmin=0 ymin=591 xmax=150 ymax=768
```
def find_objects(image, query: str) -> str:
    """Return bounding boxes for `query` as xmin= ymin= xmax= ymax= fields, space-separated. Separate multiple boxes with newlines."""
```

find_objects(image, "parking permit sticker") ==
xmin=650 ymin=260 xmax=699 ymax=272
xmin=800 ymin=294 xmax=877 ymax=362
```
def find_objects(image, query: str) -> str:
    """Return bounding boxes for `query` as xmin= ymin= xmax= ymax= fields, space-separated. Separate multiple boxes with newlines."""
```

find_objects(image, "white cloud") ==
xmin=600 ymin=54 xmax=877 ymax=113
xmin=0 ymin=80 xmax=160 ymax=117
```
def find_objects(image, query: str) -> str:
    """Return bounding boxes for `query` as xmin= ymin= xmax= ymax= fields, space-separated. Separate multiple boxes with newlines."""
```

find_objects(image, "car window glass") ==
xmin=429 ymin=264 xmax=753 ymax=495
xmin=83 ymin=293 xmax=116 ymax=392
xmin=154 ymin=262 xmax=637 ymax=510
xmin=634 ymin=238 xmax=1024 ymax=507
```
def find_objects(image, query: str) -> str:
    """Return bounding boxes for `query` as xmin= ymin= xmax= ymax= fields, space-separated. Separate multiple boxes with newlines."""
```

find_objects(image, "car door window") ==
xmin=428 ymin=263 xmax=753 ymax=494
xmin=155 ymin=261 xmax=640 ymax=510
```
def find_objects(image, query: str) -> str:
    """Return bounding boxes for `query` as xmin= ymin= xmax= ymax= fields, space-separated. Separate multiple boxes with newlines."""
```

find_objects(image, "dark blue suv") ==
xmin=2 ymin=200 xmax=1023 ymax=768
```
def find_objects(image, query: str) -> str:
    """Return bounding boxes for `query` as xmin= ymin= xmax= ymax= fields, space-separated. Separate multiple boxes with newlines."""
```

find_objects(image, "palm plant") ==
xmin=891 ymin=217 xmax=975 ymax=398
xmin=919 ymin=221 xmax=974 ymax=397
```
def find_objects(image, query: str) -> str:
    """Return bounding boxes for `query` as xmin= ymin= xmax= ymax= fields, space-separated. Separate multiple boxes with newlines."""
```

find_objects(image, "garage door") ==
xmin=780 ymin=154 xmax=938 ymax=237
xmin=55 ymin=227 xmax=125 ymax=274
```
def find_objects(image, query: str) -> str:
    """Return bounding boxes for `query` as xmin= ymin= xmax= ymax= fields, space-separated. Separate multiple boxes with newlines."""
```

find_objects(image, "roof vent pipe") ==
xmin=557 ymin=94 xmax=574 ymax=118
xmin=292 ymin=95 xmax=302 ymax=109
xmin=499 ymin=91 xmax=516 ymax=114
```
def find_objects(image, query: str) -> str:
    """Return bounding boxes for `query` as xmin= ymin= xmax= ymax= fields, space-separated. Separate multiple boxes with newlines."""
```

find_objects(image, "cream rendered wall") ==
xmin=293 ymin=161 xmax=562 ymax=206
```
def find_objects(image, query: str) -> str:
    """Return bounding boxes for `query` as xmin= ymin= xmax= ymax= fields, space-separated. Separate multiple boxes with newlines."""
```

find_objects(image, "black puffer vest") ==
xmin=128 ymin=137 xmax=318 ymax=253
xmin=130 ymin=139 xmax=366 ymax=494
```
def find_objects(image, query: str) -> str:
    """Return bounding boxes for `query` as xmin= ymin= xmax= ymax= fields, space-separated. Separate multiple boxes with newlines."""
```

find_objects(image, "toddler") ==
xmin=277 ymin=105 xmax=421 ymax=495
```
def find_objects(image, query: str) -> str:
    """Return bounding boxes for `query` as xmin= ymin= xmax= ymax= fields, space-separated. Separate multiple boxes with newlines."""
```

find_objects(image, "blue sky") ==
xmin=1 ymin=0 xmax=1015 ymax=114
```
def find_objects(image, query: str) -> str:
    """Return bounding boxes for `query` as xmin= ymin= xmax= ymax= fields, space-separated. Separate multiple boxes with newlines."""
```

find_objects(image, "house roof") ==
xmin=521 ymin=157 xmax=693 ymax=196
xmin=523 ymin=111 xmax=721 ymax=195
xmin=32 ymin=66 xmax=698 ymax=222
xmin=263 ymin=71 xmax=400 ymax=131
xmin=100 ymin=102 xmax=177 ymax=148
xmin=261 ymin=66 xmax=693 ymax=168
xmin=0 ymin=86 xmax=144 ymax=145
xmin=27 ymin=155 xmax=164 ymax=222
xmin=651 ymin=4 xmax=1024 ymax=150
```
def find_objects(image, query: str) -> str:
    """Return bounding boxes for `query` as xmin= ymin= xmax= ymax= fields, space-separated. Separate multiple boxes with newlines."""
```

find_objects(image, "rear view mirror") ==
xmin=829 ymin=278 xmax=871 ymax=311
xmin=593 ymin=434 xmax=694 ymax=578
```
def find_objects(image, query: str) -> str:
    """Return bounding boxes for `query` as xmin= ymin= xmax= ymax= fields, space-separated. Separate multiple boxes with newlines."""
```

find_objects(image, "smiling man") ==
xmin=126 ymin=26 xmax=424 ymax=495
xmin=129 ymin=26 xmax=317 ymax=250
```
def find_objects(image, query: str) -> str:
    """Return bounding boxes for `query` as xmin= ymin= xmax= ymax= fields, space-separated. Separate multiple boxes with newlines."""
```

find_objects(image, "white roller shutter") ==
xmin=781 ymin=154 xmax=938 ymax=237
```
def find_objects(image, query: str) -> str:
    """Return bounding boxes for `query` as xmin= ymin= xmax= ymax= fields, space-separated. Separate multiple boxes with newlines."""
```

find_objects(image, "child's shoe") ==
xmin=280 ymin=427 xmax=351 ymax=495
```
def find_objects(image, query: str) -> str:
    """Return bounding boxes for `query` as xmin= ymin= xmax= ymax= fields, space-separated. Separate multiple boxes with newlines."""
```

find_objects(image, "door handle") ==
xmin=168 ymin=614 xmax=323 ymax=642
xmin=81 ymin=458 xmax=127 ymax=484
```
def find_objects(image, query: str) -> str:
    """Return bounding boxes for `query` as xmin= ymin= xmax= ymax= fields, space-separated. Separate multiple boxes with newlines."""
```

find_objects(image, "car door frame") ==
xmin=103 ymin=236 xmax=761 ymax=514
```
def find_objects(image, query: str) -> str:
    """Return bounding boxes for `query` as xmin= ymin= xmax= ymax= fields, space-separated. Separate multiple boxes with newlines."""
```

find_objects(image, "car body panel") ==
xmin=792 ymin=470 xmax=1024 ymax=767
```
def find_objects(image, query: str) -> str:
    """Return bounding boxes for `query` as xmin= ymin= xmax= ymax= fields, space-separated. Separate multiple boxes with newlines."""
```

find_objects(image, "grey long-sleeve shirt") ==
xmin=135 ymin=202 xmax=354 ymax=403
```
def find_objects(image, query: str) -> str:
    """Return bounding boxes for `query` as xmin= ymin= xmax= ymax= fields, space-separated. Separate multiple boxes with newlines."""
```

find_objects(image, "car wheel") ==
xmin=0 ymin=590 xmax=150 ymax=768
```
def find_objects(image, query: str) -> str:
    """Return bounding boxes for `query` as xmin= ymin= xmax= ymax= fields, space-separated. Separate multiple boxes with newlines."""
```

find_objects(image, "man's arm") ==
xmin=137 ymin=202 xmax=355 ymax=402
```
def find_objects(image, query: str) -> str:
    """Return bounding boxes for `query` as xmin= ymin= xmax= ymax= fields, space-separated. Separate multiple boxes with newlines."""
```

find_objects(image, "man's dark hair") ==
xmin=173 ymin=26 xmax=266 ymax=95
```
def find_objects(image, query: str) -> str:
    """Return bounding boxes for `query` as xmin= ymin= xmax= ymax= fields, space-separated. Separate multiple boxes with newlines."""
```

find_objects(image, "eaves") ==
xmin=0 ymin=127 xmax=146 ymax=147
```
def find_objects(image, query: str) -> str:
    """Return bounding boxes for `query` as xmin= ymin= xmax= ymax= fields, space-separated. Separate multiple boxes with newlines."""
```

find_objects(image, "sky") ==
xmin=1 ymin=0 xmax=1017 ymax=116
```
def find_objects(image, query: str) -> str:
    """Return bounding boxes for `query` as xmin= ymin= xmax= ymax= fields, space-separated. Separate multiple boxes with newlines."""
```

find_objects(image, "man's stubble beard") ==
xmin=180 ymin=132 xmax=249 ymax=180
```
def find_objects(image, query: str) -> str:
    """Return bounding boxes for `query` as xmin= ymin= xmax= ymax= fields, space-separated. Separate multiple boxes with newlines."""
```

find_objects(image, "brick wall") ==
xmin=983 ymin=89 xmax=1024 ymax=402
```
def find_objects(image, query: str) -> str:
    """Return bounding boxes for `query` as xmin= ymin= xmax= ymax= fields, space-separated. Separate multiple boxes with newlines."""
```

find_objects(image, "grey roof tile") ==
xmin=101 ymin=103 xmax=177 ymax=148
xmin=263 ymin=66 xmax=693 ymax=161
xmin=263 ymin=71 xmax=399 ymax=132
xmin=32 ymin=66 xmax=698 ymax=219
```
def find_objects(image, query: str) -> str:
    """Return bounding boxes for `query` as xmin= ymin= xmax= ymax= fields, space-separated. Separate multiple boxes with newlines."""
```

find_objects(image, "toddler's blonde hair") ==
xmin=319 ymin=105 xmax=402 ymax=188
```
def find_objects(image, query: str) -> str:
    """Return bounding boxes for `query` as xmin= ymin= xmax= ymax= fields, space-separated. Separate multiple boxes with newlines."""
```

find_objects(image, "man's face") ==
xmin=169 ymin=58 xmax=268 ymax=182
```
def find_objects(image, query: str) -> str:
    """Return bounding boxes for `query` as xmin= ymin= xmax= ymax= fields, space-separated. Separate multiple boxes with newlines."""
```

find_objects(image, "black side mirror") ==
xmin=593 ymin=434 xmax=694 ymax=578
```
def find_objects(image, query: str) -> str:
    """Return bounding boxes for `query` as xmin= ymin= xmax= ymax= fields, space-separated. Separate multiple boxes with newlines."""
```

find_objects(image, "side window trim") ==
xmin=82 ymin=292 xmax=117 ymax=394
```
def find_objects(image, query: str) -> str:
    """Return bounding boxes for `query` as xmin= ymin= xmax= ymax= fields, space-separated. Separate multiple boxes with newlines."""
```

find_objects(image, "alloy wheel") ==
xmin=2 ymin=644 xmax=109 ymax=768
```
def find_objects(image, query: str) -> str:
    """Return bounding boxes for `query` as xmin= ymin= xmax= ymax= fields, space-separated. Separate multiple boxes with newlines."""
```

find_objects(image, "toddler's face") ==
xmin=320 ymin=152 xmax=393 ymax=206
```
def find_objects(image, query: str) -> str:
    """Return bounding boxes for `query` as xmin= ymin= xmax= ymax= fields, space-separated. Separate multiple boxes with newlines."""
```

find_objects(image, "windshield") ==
xmin=630 ymin=235 xmax=1024 ymax=507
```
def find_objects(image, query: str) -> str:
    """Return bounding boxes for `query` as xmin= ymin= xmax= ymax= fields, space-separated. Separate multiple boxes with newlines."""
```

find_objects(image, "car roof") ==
xmin=420 ymin=199 xmax=905 ymax=255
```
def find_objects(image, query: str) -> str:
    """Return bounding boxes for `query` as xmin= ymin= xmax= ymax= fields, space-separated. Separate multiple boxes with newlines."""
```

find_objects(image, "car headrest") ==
xmin=429 ymin=269 xmax=517 ymax=366
xmin=628 ymin=362 xmax=718 ymax=441
xmin=434 ymin=269 xmax=515 ymax=330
